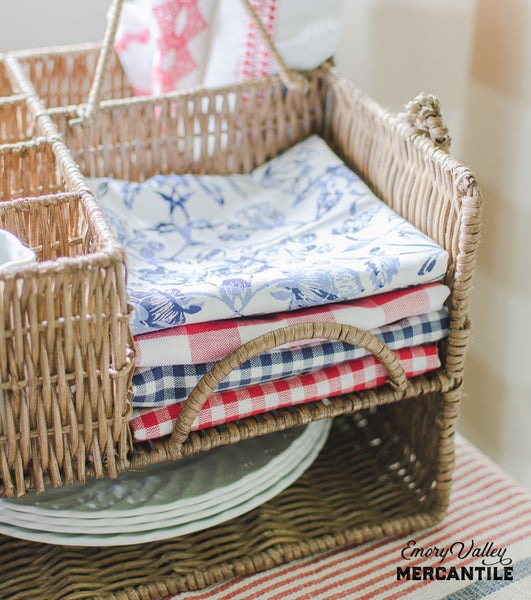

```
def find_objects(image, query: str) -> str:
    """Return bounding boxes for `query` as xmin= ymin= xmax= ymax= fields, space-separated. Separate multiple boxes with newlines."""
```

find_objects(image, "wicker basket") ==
xmin=0 ymin=1 xmax=482 ymax=595
xmin=10 ymin=43 xmax=132 ymax=111
xmin=0 ymin=131 xmax=134 ymax=498
xmin=0 ymin=97 xmax=34 ymax=145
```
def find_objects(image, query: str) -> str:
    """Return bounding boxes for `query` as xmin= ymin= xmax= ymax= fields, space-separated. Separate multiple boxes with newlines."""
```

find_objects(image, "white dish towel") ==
xmin=114 ymin=0 xmax=345 ymax=94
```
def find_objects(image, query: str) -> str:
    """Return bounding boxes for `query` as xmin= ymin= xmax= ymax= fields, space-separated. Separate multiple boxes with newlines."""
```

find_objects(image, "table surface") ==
xmin=164 ymin=435 xmax=531 ymax=600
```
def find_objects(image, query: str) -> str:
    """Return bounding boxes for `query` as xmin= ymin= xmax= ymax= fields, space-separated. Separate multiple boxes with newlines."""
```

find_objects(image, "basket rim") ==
xmin=0 ymin=140 xmax=126 ymax=279
xmin=45 ymin=64 xmax=328 ymax=116
xmin=7 ymin=41 xmax=105 ymax=60
xmin=0 ymin=136 xmax=56 ymax=153
xmin=0 ymin=196 xmax=125 ymax=279
xmin=0 ymin=94 xmax=27 ymax=106
xmin=42 ymin=65 xmax=480 ymax=194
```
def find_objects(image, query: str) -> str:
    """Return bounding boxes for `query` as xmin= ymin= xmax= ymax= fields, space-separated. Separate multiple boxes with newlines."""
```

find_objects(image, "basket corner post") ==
xmin=431 ymin=382 xmax=464 ymax=518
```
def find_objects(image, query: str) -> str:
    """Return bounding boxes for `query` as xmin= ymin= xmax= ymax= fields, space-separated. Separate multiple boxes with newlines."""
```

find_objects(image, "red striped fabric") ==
xmin=163 ymin=436 xmax=531 ymax=600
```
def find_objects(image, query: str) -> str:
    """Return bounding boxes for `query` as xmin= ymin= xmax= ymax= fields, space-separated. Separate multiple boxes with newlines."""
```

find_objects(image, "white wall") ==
xmin=457 ymin=0 xmax=531 ymax=489
xmin=0 ymin=1 xmax=109 ymax=52
xmin=335 ymin=0 xmax=478 ymax=159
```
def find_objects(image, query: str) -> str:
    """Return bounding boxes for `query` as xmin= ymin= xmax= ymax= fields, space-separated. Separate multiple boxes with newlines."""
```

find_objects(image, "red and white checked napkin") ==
xmin=130 ymin=344 xmax=440 ymax=441
xmin=134 ymin=283 xmax=450 ymax=367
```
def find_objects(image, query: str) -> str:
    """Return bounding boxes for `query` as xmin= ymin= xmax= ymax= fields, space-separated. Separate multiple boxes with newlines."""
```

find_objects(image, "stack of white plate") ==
xmin=0 ymin=419 xmax=331 ymax=546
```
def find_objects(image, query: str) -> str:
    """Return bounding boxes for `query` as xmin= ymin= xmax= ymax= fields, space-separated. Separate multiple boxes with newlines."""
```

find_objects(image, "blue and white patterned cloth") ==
xmin=90 ymin=136 xmax=448 ymax=335
xmin=132 ymin=309 xmax=449 ymax=407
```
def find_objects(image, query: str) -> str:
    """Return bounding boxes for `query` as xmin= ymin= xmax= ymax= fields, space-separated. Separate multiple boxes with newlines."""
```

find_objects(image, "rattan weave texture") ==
xmin=0 ymin=3 xmax=482 ymax=593
xmin=0 ymin=64 xmax=134 ymax=498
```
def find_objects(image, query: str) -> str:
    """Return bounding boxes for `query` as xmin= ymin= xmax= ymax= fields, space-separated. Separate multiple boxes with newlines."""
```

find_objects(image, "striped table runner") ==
xmin=164 ymin=435 xmax=531 ymax=600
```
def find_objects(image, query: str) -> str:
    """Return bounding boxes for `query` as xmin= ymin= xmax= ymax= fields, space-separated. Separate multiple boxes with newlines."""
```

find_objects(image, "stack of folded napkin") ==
xmin=90 ymin=136 xmax=450 ymax=441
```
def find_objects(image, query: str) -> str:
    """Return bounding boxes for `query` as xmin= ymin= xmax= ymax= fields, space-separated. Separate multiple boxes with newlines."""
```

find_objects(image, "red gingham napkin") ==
xmin=130 ymin=344 xmax=440 ymax=441
xmin=134 ymin=283 xmax=449 ymax=367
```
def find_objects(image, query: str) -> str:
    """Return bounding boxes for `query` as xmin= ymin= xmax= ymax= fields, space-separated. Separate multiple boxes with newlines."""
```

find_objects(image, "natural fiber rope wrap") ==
xmin=74 ymin=0 xmax=126 ymax=124
xmin=399 ymin=93 xmax=451 ymax=151
xmin=171 ymin=322 xmax=408 ymax=446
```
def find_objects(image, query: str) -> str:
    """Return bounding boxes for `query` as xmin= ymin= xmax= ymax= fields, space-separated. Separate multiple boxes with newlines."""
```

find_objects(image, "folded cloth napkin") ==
xmin=90 ymin=136 xmax=448 ymax=335
xmin=114 ymin=0 xmax=344 ymax=94
xmin=132 ymin=308 xmax=449 ymax=407
xmin=133 ymin=283 xmax=449 ymax=367
xmin=130 ymin=344 xmax=440 ymax=440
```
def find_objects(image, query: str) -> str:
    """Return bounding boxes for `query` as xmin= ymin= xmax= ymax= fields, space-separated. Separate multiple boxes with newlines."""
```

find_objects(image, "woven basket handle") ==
xmin=75 ymin=0 xmax=125 ymax=124
xmin=399 ymin=93 xmax=451 ymax=152
xmin=169 ymin=322 xmax=408 ymax=447
xmin=75 ymin=0 xmax=309 ymax=124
